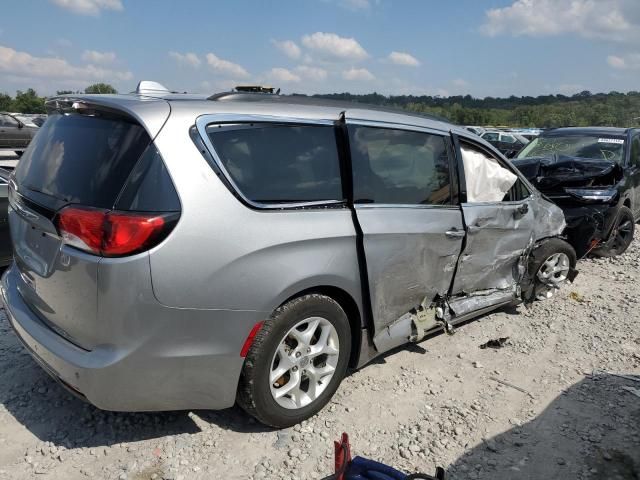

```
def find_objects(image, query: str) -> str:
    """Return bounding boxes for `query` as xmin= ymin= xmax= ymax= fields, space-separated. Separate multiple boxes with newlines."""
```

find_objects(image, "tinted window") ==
xmin=349 ymin=126 xmax=451 ymax=205
xmin=483 ymin=132 xmax=499 ymax=142
xmin=206 ymin=123 xmax=342 ymax=204
xmin=115 ymin=144 xmax=181 ymax=212
xmin=501 ymin=135 xmax=516 ymax=144
xmin=15 ymin=113 xmax=150 ymax=209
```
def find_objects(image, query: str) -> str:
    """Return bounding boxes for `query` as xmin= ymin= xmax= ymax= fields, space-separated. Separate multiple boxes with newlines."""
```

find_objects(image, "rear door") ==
xmin=345 ymin=118 xmax=464 ymax=346
xmin=451 ymin=137 xmax=536 ymax=297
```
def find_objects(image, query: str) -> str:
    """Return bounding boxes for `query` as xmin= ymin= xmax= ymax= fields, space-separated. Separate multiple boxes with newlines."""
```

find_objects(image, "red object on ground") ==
xmin=334 ymin=432 xmax=352 ymax=480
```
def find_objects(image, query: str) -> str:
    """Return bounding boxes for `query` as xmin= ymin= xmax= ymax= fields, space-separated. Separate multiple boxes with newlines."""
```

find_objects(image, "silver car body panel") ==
xmin=1 ymin=92 xmax=569 ymax=412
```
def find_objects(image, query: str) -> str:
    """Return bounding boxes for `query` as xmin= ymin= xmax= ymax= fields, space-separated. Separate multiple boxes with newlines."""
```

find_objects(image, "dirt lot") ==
xmin=0 ymin=239 xmax=639 ymax=480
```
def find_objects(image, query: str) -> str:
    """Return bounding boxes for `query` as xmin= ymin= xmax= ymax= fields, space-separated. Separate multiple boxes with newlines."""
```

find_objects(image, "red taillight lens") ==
xmin=56 ymin=206 xmax=176 ymax=257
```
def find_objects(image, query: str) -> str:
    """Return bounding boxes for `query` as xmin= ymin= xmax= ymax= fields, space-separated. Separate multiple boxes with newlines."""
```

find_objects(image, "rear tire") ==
xmin=237 ymin=294 xmax=351 ymax=428
xmin=530 ymin=238 xmax=576 ymax=300
xmin=592 ymin=206 xmax=635 ymax=258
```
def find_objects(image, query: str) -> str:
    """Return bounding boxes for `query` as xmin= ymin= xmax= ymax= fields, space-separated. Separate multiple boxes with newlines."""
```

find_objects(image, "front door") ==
xmin=344 ymin=117 xmax=464 ymax=348
xmin=451 ymin=139 xmax=536 ymax=297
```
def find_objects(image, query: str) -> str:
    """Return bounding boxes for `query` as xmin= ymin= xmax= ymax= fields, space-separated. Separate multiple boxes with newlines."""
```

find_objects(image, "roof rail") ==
xmin=135 ymin=80 xmax=171 ymax=95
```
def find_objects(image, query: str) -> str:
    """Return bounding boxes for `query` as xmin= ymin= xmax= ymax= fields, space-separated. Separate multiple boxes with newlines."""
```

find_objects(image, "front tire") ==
xmin=530 ymin=238 xmax=577 ymax=300
xmin=237 ymin=294 xmax=351 ymax=428
xmin=592 ymin=206 xmax=635 ymax=258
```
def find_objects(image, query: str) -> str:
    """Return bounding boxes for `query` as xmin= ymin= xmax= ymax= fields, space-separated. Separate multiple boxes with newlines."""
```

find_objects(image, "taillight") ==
xmin=56 ymin=206 xmax=178 ymax=257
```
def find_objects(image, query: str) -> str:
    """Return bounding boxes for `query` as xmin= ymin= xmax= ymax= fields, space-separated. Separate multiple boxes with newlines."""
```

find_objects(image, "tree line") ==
xmin=311 ymin=90 xmax=640 ymax=128
xmin=0 ymin=83 xmax=117 ymax=114
xmin=2 ymin=83 xmax=639 ymax=128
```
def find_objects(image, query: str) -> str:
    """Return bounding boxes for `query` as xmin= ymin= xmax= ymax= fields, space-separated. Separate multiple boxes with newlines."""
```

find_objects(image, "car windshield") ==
xmin=517 ymin=134 xmax=626 ymax=163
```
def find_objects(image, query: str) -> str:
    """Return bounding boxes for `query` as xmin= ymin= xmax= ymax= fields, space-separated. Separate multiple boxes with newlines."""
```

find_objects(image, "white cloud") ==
xmin=205 ymin=53 xmax=249 ymax=78
xmin=271 ymin=39 xmax=301 ymax=60
xmin=267 ymin=67 xmax=301 ymax=83
xmin=295 ymin=65 xmax=328 ymax=81
xmin=388 ymin=51 xmax=420 ymax=67
xmin=340 ymin=0 xmax=370 ymax=10
xmin=607 ymin=53 xmax=640 ymax=69
xmin=480 ymin=0 xmax=639 ymax=42
xmin=0 ymin=44 xmax=132 ymax=82
xmin=342 ymin=67 xmax=375 ymax=81
xmin=169 ymin=51 xmax=201 ymax=68
xmin=50 ymin=0 xmax=123 ymax=16
xmin=82 ymin=50 xmax=116 ymax=64
xmin=453 ymin=78 xmax=469 ymax=87
xmin=301 ymin=32 xmax=368 ymax=61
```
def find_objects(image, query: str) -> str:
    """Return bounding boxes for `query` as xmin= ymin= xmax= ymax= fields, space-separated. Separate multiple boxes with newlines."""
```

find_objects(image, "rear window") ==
xmin=205 ymin=123 xmax=343 ymax=204
xmin=15 ymin=112 xmax=151 ymax=208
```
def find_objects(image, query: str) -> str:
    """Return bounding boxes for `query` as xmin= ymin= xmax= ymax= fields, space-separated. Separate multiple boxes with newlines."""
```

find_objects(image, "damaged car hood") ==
xmin=512 ymin=155 xmax=624 ymax=192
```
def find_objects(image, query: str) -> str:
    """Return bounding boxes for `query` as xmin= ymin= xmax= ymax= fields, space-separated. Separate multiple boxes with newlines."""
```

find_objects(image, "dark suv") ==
xmin=0 ymin=113 xmax=38 ymax=155
xmin=513 ymin=127 xmax=640 ymax=257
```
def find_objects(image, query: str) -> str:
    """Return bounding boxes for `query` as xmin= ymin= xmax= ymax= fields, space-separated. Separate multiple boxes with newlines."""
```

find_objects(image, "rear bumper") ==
xmin=1 ymin=263 xmax=264 ymax=411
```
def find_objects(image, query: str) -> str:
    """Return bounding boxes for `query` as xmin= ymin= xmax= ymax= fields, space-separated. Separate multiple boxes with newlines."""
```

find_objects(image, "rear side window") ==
xmin=15 ymin=113 xmax=150 ymax=209
xmin=349 ymin=126 xmax=451 ymax=205
xmin=205 ymin=123 xmax=342 ymax=204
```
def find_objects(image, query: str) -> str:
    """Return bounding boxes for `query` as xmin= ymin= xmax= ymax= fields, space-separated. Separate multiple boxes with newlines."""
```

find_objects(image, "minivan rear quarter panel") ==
xmin=148 ymin=107 xmax=363 ymax=318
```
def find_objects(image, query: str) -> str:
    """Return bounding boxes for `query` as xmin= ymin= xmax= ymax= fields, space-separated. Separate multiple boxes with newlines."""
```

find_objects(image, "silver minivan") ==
xmin=1 ymin=82 xmax=576 ymax=427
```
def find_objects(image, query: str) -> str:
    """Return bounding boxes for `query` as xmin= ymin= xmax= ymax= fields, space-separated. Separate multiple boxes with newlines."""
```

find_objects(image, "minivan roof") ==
xmin=50 ymin=90 xmax=466 ymax=137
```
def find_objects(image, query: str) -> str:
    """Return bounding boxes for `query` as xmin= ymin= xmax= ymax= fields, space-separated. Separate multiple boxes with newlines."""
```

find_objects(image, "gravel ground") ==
xmin=0 ymin=239 xmax=639 ymax=480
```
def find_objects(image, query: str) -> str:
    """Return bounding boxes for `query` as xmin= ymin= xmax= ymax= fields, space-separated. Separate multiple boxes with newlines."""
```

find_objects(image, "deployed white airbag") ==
xmin=461 ymin=146 xmax=518 ymax=202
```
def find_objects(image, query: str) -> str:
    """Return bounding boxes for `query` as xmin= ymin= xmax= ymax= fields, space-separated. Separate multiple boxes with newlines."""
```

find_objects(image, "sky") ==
xmin=1 ymin=0 xmax=639 ymax=98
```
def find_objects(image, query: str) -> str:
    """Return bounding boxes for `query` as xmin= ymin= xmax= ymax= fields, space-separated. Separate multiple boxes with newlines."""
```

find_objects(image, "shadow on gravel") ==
xmin=446 ymin=373 xmax=640 ymax=480
xmin=0 ymin=312 xmax=272 ymax=450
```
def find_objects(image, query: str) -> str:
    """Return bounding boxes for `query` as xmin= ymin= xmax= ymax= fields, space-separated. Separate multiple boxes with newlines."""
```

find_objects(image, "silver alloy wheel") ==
xmin=269 ymin=317 xmax=339 ymax=409
xmin=536 ymin=252 xmax=571 ymax=299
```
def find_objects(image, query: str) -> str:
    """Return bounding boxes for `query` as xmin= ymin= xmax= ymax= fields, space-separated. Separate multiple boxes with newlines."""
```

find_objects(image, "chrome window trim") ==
xmin=194 ymin=114 xmax=344 ymax=210
xmin=343 ymin=117 xmax=448 ymax=137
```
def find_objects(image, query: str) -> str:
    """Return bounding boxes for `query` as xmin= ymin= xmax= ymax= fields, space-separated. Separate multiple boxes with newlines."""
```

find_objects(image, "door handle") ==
xmin=445 ymin=229 xmax=465 ymax=238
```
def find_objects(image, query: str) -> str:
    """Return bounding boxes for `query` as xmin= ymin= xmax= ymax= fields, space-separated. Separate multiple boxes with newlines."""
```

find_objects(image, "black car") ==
xmin=513 ymin=127 xmax=640 ymax=257
xmin=0 ymin=112 xmax=38 ymax=155
xmin=481 ymin=131 xmax=529 ymax=158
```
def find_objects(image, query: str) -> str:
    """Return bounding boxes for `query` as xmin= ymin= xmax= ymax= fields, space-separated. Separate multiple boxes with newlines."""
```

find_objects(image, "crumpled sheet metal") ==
xmin=530 ymin=195 xmax=566 ymax=240
xmin=462 ymin=146 xmax=518 ymax=202
xmin=448 ymin=288 xmax=515 ymax=317
xmin=451 ymin=203 xmax=534 ymax=294
xmin=356 ymin=207 xmax=463 ymax=335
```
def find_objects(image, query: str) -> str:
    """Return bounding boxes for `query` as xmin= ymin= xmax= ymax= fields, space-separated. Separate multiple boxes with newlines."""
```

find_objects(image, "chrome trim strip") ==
xmin=194 ymin=114 xmax=343 ymax=210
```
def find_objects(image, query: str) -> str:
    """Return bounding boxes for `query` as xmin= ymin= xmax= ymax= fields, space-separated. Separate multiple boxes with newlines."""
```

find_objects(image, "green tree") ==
xmin=12 ymin=89 xmax=46 ymax=114
xmin=84 ymin=83 xmax=117 ymax=94
xmin=0 ymin=93 xmax=13 ymax=111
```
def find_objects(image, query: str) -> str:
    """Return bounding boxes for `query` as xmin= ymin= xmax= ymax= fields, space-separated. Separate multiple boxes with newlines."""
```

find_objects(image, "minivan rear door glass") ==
xmin=204 ymin=123 xmax=343 ymax=207
xmin=345 ymin=117 xmax=463 ymax=351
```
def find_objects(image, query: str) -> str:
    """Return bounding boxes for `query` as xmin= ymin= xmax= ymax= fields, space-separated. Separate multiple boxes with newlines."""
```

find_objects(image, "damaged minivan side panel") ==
xmin=344 ymin=120 xmax=464 ymax=351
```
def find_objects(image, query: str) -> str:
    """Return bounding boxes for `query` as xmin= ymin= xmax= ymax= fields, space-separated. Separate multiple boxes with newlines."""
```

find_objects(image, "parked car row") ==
xmin=0 ymin=83 xmax=633 ymax=428
xmin=0 ymin=112 xmax=42 ymax=155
